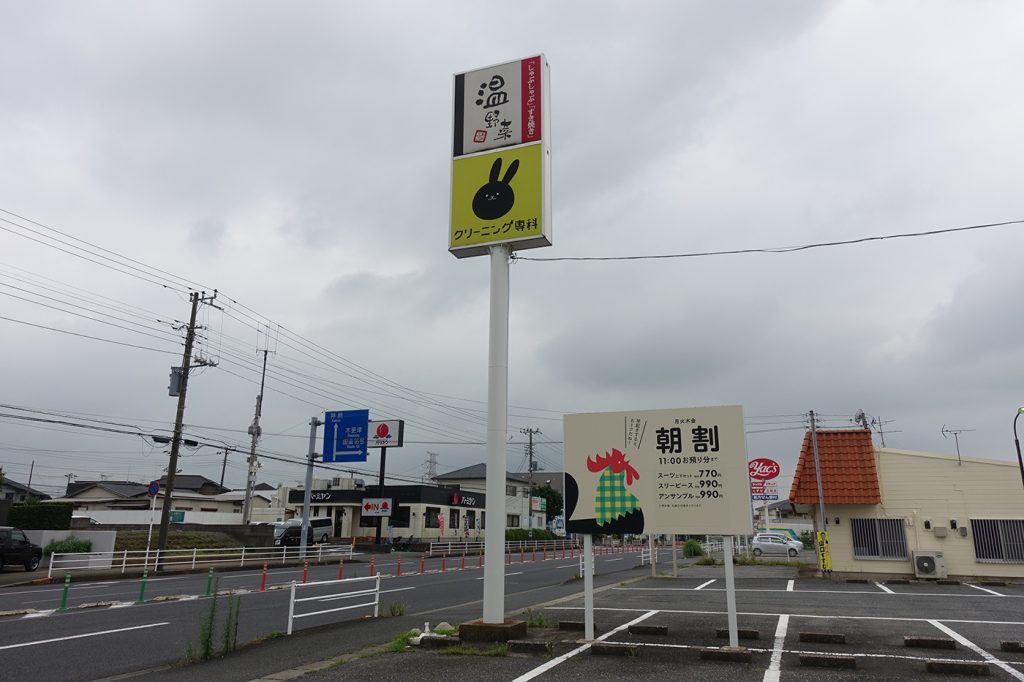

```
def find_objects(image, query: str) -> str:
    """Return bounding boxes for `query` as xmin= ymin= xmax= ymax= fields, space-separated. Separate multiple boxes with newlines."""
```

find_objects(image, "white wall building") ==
xmin=434 ymin=463 xmax=546 ymax=533
xmin=790 ymin=428 xmax=1024 ymax=579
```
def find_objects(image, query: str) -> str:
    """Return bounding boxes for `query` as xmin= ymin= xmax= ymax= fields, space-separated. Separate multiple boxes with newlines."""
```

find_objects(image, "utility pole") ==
xmin=64 ymin=472 xmax=76 ymax=494
xmin=242 ymin=350 xmax=269 ymax=524
xmin=521 ymin=427 xmax=540 ymax=538
xmin=219 ymin=447 xmax=230 ymax=488
xmin=155 ymin=290 xmax=214 ymax=569
xmin=809 ymin=410 xmax=826 ymax=531
xmin=26 ymin=461 xmax=34 ymax=493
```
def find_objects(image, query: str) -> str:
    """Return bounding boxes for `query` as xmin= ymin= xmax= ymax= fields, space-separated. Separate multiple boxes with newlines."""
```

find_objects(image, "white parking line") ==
xmin=613 ymin=586 xmax=1021 ymax=599
xmin=556 ymin=564 xmax=578 ymax=569
xmin=694 ymin=580 xmax=716 ymax=590
xmin=475 ymin=571 xmax=523 ymax=580
xmin=0 ymin=622 xmax=169 ymax=651
xmin=512 ymin=610 xmax=657 ymax=682
xmin=550 ymin=605 xmax=1024 ymax=626
xmin=875 ymin=581 xmax=895 ymax=594
xmin=929 ymin=620 xmax=1024 ymax=681
xmin=763 ymin=614 xmax=789 ymax=682
xmin=623 ymin=640 xmax=1021 ymax=665
xmin=967 ymin=583 xmax=1005 ymax=597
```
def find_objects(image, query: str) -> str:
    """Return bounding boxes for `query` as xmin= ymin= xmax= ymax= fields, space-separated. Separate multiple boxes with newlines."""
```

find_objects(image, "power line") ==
xmin=514 ymin=219 xmax=1024 ymax=262
xmin=0 ymin=314 xmax=181 ymax=354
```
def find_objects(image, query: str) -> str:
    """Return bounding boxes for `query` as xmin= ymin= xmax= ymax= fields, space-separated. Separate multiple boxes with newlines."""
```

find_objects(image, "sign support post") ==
xmin=583 ymin=533 xmax=594 ymax=640
xmin=723 ymin=535 xmax=739 ymax=647
xmin=300 ymin=416 xmax=323 ymax=560
xmin=483 ymin=243 xmax=511 ymax=624
xmin=449 ymin=55 xmax=550 ymax=626
xmin=375 ymin=447 xmax=388 ymax=544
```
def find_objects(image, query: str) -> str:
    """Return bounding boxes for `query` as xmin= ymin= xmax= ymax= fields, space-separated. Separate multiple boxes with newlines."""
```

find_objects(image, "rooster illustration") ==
xmin=565 ymin=447 xmax=645 ymax=535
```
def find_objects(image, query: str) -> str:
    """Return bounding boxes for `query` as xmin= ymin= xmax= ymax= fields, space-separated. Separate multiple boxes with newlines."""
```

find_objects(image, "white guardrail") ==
xmin=48 ymin=542 xmax=355 ymax=578
xmin=287 ymin=574 xmax=380 ymax=635
xmin=428 ymin=538 xmax=584 ymax=556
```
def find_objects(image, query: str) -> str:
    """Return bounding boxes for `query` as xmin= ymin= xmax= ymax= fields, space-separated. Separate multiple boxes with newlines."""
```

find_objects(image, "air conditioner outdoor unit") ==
xmin=913 ymin=550 xmax=947 ymax=579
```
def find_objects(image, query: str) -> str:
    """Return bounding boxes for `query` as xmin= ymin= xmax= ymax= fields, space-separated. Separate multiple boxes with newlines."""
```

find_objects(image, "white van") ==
xmin=286 ymin=517 xmax=333 ymax=544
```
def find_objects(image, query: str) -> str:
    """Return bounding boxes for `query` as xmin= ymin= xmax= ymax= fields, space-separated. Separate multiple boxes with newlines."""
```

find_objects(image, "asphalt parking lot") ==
xmin=301 ymin=568 xmax=1024 ymax=682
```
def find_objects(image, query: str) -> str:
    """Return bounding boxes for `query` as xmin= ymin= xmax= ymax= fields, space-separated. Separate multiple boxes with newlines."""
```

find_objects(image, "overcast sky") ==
xmin=1 ymin=1 xmax=1022 ymax=501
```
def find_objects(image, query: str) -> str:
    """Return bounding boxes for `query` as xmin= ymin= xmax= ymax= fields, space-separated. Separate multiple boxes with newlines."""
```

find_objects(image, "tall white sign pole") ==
xmin=483 ymin=243 xmax=511 ymax=624
xmin=583 ymin=533 xmax=594 ymax=640
xmin=723 ymin=535 xmax=739 ymax=646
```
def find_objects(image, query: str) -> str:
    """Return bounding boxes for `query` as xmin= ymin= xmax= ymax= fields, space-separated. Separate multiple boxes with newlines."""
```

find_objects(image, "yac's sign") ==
xmin=450 ymin=55 xmax=551 ymax=259
xmin=748 ymin=458 xmax=781 ymax=481
xmin=564 ymin=406 xmax=752 ymax=536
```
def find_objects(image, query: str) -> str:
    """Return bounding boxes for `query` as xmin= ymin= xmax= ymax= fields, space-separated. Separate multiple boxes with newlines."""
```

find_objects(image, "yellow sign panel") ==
xmin=449 ymin=144 xmax=547 ymax=257
xmin=816 ymin=530 xmax=832 ymax=572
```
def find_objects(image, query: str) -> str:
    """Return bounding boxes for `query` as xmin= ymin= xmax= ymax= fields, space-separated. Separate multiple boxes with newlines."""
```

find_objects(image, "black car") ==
xmin=0 ymin=526 xmax=43 ymax=571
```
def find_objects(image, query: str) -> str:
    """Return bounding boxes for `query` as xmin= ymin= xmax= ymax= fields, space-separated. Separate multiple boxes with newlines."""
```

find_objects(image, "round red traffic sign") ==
xmin=748 ymin=458 xmax=781 ymax=481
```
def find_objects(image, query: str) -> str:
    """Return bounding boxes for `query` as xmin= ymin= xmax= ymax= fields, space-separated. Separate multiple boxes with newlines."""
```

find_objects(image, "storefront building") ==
xmin=287 ymin=484 xmax=486 ymax=541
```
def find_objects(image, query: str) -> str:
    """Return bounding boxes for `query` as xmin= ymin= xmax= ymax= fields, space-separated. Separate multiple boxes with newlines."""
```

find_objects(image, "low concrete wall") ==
xmin=24 ymin=530 xmax=118 ymax=567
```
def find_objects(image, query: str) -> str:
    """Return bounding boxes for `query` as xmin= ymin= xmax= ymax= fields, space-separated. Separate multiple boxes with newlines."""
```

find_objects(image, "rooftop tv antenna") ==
xmin=941 ymin=424 xmax=975 ymax=465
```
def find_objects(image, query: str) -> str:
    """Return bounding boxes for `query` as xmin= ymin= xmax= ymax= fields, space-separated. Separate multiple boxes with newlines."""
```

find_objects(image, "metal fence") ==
xmin=48 ymin=542 xmax=355 ymax=578
xmin=287 ymin=574 xmax=380 ymax=635
xmin=428 ymin=538 xmax=579 ymax=556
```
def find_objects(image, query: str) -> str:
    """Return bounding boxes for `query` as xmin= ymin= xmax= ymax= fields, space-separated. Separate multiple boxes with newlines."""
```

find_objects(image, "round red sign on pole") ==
xmin=376 ymin=423 xmax=390 ymax=439
xmin=748 ymin=458 xmax=781 ymax=481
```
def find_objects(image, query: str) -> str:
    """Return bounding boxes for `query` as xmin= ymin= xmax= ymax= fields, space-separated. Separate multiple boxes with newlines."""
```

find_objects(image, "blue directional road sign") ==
xmin=323 ymin=409 xmax=370 ymax=462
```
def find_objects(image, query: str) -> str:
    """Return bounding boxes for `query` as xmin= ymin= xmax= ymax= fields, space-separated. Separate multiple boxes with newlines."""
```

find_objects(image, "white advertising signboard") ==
xmin=450 ymin=54 xmax=552 ymax=258
xmin=367 ymin=420 xmax=404 ymax=449
xmin=360 ymin=498 xmax=393 ymax=517
xmin=564 ymin=405 xmax=752 ymax=535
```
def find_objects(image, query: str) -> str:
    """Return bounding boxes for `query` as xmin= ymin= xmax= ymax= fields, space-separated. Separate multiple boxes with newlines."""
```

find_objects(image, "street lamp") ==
xmin=1014 ymin=407 xmax=1024 ymax=491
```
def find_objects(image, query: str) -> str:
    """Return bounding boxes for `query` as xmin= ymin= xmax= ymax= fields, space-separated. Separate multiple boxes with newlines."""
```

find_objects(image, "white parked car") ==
xmin=751 ymin=535 xmax=801 ymax=557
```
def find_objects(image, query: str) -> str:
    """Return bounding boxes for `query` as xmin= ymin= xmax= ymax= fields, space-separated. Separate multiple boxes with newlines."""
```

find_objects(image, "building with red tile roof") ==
xmin=787 ymin=429 xmax=1024 ymax=580
xmin=789 ymin=428 xmax=881 ymax=506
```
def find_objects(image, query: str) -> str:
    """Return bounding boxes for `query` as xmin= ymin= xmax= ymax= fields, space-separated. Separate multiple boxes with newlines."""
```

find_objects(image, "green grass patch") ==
xmin=682 ymin=539 xmax=705 ymax=557
xmin=114 ymin=530 xmax=243 ymax=553
xmin=696 ymin=556 xmax=719 ymax=565
xmin=44 ymin=537 xmax=92 ymax=556
xmin=525 ymin=609 xmax=557 ymax=628
xmin=440 ymin=644 xmax=509 ymax=657
xmin=386 ymin=602 xmax=405 ymax=617
xmin=384 ymin=630 xmax=417 ymax=653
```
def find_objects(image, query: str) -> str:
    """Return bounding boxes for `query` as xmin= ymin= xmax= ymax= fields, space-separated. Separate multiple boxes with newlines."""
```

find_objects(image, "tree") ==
xmin=532 ymin=484 xmax=563 ymax=523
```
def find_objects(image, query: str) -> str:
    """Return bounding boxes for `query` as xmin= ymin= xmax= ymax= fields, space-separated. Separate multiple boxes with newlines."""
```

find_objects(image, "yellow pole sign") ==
xmin=816 ymin=530 xmax=832 ymax=572
xmin=450 ymin=55 xmax=551 ymax=258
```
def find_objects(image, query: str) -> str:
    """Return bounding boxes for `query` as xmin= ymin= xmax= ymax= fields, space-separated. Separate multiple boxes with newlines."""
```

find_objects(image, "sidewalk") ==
xmin=0 ymin=550 xmax=371 ymax=588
